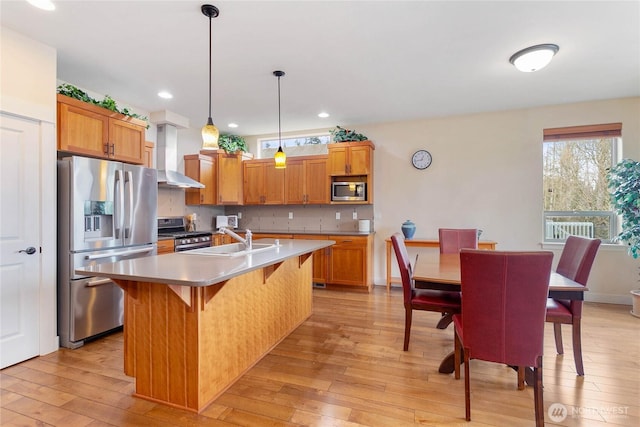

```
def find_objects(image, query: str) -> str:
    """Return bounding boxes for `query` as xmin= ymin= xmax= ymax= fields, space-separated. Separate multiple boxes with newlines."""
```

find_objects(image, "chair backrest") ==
xmin=555 ymin=235 xmax=601 ymax=318
xmin=391 ymin=233 xmax=413 ymax=305
xmin=459 ymin=249 xmax=553 ymax=367
xmin=556 ymin=236 xmax=601 ymax=286
xmin=439 ymin=228 xmax=478 ymax=254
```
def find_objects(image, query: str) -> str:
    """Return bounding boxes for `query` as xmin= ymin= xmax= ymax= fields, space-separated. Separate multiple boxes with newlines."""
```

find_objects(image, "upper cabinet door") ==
xmin=347 ymin=145 xmax=371 ymax=175
xmin=109 ymin=118 xmax=145 ymax=164
xmin=217 ymin=151 xmax=244 ymax=205
xmin=58 ymin=101 xmax=109 ymax=158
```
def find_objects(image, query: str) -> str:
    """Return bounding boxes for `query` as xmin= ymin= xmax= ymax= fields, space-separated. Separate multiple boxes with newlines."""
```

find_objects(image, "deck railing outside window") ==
xmin=544 ymin=211 xmax=616 ymax=242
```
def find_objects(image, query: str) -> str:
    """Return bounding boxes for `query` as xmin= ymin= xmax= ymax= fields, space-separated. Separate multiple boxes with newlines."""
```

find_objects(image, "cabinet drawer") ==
xmin=157 ymin=239 xmax=174 ymax=254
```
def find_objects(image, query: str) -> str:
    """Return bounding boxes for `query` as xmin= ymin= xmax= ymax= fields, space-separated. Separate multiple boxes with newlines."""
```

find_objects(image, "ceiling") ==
xmin=1 ymin=0 xmax=639 ymax=136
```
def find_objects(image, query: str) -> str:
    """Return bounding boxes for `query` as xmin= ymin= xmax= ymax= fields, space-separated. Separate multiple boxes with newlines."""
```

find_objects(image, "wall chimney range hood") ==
xmin=156 ymin=123 xmax=204 ymax=189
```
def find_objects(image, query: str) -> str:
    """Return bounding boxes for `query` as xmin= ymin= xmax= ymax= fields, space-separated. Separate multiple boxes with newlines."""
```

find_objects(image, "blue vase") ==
xmin=401 ymin=220 xmax=416 ymax=239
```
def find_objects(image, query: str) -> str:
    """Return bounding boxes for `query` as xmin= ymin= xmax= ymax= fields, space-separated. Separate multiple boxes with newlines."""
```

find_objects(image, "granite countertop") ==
xmin=76 ymin=238 xmax=333 ymax=287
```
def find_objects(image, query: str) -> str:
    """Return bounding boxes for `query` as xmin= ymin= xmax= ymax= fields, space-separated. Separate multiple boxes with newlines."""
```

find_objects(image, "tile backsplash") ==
xmin=227 ymin=205 xmax=374 ymax=233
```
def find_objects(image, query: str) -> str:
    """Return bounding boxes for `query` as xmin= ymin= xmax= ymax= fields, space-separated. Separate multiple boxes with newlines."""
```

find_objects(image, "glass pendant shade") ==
xmin=509 ymin=44 xmax=559 ymax=72
xmin=201 ymin=117 xmax=219 ymax=150
xmin=274 ymin=146 xmax=286 ymax=169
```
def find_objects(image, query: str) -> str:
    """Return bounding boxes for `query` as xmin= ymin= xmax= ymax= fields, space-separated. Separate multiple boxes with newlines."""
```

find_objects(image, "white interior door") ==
xmin=0 ymin=113 xmax=41 ymax=368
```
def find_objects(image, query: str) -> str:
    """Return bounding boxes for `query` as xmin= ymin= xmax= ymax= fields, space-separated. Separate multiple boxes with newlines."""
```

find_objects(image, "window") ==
xmin=258 ymin=133 xmax=331 ymax=158
xmin=542 ymin=123 xmax=621 ymax=242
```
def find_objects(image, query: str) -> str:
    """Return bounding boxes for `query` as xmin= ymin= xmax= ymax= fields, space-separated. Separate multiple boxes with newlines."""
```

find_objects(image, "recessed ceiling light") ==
xmin=509 ymin=44 xmax=559 ymax=72
xmin=26 ymin=0 xmax=55 ymax=11
xmin=157 ymin=91 xmax=173 ymax=99
xmin=318 ymin=112 xmax=330 ymax=118
xmin=228 ymin=123 xmax=238 ymax=128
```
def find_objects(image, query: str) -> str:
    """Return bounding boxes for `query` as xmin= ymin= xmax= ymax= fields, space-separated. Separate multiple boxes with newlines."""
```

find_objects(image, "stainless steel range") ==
xmin=158 ymin=217 xmax=212 ymax=251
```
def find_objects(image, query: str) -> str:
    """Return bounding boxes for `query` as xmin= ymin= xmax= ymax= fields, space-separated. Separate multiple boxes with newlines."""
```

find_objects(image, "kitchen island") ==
xmin=75 ymin=238 xmax=334 ymax=413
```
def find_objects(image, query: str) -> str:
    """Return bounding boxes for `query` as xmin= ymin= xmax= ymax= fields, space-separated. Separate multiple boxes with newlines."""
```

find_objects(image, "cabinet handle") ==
xmin=201 ymin=194 xmax=204 ymax=203
xmin=104 ymin=143 xmax=110 ymax=156
xmin=110 ymin=143 xmax=115 ymax=156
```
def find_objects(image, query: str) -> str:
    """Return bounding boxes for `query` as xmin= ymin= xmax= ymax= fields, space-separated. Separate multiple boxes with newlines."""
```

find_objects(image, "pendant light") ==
xmin=201 ymin=4 xmax=220 ymax=149
xmin=273 ymin=70 xmax=286 ymax=169
xmin=509 ymin=44 xmax=559 ymax=72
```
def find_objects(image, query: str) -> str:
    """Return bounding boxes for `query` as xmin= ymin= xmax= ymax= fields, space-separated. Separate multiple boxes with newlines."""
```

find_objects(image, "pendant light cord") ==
xmin=277 ymin=75 xmax=282 ymax=148
xmin=208 ymin=15 xmax=212 ymax=119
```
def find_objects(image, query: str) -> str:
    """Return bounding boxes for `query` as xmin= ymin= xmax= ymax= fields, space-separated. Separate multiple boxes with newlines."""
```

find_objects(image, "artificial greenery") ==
xmin=218 ymin=134 xmax=248 ymax=153
xmin=608 ymin=158 xmax=640 ymax=258
xmin=57 ymin=83 xmax=148 ymax=125
xmin=330 ymin=126 xmax=368 ymax=142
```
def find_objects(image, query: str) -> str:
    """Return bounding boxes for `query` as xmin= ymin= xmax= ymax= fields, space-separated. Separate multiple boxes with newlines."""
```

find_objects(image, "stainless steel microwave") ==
xmin=332 ymin=181 xmax=366 ymax=201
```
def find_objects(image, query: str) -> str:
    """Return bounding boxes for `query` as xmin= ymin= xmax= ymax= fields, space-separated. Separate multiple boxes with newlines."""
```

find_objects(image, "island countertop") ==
xmin=75 ymin=238 xmax=334 ymax=287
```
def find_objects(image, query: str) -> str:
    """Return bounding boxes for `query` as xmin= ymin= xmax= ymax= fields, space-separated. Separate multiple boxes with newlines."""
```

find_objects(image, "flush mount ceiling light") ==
xmin=273 ymin=70 xmax=286 ymax=169
xmin=509 ymin=43 xmax=559 ymax=72
xmin=157 ymin=91 xmax=173 ymax=99
xmin=201 ymin=4 xmax=220 ymax=150
xmin=26 ymin=0 xmax=55 ymax=11
xmin=318 ymin=112 xmax=330 ymax=118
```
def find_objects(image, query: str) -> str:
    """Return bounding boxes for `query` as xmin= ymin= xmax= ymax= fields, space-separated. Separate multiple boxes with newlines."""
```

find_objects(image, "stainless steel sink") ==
xmin=181 ymin=242 xmax=275 ymax=257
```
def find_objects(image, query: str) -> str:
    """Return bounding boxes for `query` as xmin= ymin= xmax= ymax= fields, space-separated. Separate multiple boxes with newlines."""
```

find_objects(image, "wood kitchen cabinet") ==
xmin=143 ymin=141 xmax=154 ymax=168
xmin=328 ymin=234 xmax=373 ymax=291
xmin=184 ymin=154 xmax=216 ymax=205
xmin=57 ymin=94 xmax=146 ymax=164
xmin=327 ymin=140 xmax=374 ymax=176
xmin=243 ymin=159 xmax=285 ymax=205
xmin=285 ymin=156 xmax=329 ymax=204
xmin=215 ymin=150 xmax=248 ymax=205
xmin=184 ymin=150 xmax=249 ymax=206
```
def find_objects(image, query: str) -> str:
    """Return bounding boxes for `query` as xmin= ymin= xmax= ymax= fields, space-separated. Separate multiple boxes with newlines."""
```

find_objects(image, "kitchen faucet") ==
xmin=218 ymin=227 xmax=252 ymax=250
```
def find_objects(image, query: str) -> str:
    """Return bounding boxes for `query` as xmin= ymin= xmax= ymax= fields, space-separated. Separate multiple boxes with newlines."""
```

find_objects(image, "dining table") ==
xmin=412 ymin=252 xmax=587 ymax=377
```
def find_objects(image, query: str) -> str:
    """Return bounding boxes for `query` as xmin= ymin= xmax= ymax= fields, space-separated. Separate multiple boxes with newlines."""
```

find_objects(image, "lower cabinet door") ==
xmin=328 ymin=236 xmax=367 ymax=286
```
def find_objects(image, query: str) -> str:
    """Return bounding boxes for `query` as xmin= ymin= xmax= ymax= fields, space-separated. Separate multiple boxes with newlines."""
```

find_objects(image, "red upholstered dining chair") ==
xmin=453 ymin=249 xmax=553 ymax=426
xmin=546 ymin=235 xmax=601 ymax=376
xmin=435 ymin=228 xmax=478 ymax=329
xmin=438 ymin=228 xmax=478 ymax=254
xmin=390 ymin=233 xmax=461 ymax=351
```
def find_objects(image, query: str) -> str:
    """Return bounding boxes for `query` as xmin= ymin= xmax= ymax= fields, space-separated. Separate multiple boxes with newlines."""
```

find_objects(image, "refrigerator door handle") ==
xmin=84 ymin=245 xmax=155 ymax=260
xmin=114 ymin=169 xmax=124 ymax=239
xmin=124 ymin=170 xmax=133 ymax=239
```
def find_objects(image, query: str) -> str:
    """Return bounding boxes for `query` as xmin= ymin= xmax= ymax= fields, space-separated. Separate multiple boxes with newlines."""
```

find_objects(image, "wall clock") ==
xmin=411 ymin=150 xmax=432 ymax=170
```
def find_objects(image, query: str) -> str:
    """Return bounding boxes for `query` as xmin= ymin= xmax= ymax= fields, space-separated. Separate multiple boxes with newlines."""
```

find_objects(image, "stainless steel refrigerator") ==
xmin=57 ymin=156 xmax=158 ymax=348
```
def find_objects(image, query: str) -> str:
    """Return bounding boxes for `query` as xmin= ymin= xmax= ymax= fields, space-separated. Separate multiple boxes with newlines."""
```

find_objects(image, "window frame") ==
xmin=542 ymin=123 xmax=621 ymax=243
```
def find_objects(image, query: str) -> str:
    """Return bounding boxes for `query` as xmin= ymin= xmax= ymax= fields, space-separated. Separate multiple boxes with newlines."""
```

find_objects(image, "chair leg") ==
xmin=403 ymin=307 xmax=412 ymax=351
xmin=464 ymin=349 xmax=471 ymax=421
xmin=533 ymin=357 xmax=544 ymax=427
xmin=517 ymin=366 xmax=525 ymax=390
xmin=436 ymin=312 xmax=454 ymax=329
xmin=454 ymin=330 xmax=461 ymax=380
xmin=553 ymin=323 xmax=564 ymax=354
xmin=572 ymin=319 xmax=584 ymax=376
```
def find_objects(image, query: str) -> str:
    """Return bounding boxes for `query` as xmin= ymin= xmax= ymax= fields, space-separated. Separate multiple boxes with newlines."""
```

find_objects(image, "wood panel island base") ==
xmin=75 ymin=239 xmax=333 ymax=413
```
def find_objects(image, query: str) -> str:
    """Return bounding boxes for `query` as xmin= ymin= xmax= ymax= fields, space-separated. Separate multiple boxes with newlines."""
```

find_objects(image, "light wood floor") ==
xmin=1 ymin=286 xmax=638 ymax=426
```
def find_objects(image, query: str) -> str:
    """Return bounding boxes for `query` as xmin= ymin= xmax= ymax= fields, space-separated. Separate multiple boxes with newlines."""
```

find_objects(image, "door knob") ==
xmin=18 ymin=247 xmax=37 ymax=255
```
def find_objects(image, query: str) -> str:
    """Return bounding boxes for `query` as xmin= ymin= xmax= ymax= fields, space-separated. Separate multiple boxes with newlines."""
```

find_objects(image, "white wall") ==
xmin=1 ymin=27 xmax=58 ymax=354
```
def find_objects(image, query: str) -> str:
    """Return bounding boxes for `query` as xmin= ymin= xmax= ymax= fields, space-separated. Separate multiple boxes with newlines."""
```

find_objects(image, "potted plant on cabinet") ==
xmin=330 ymin=126 xmax=369 ymax=142
xmin=608 ymin=158 xmax=640 ymax=316
xmin=218 ymin=134 xmax=248 ymax=154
